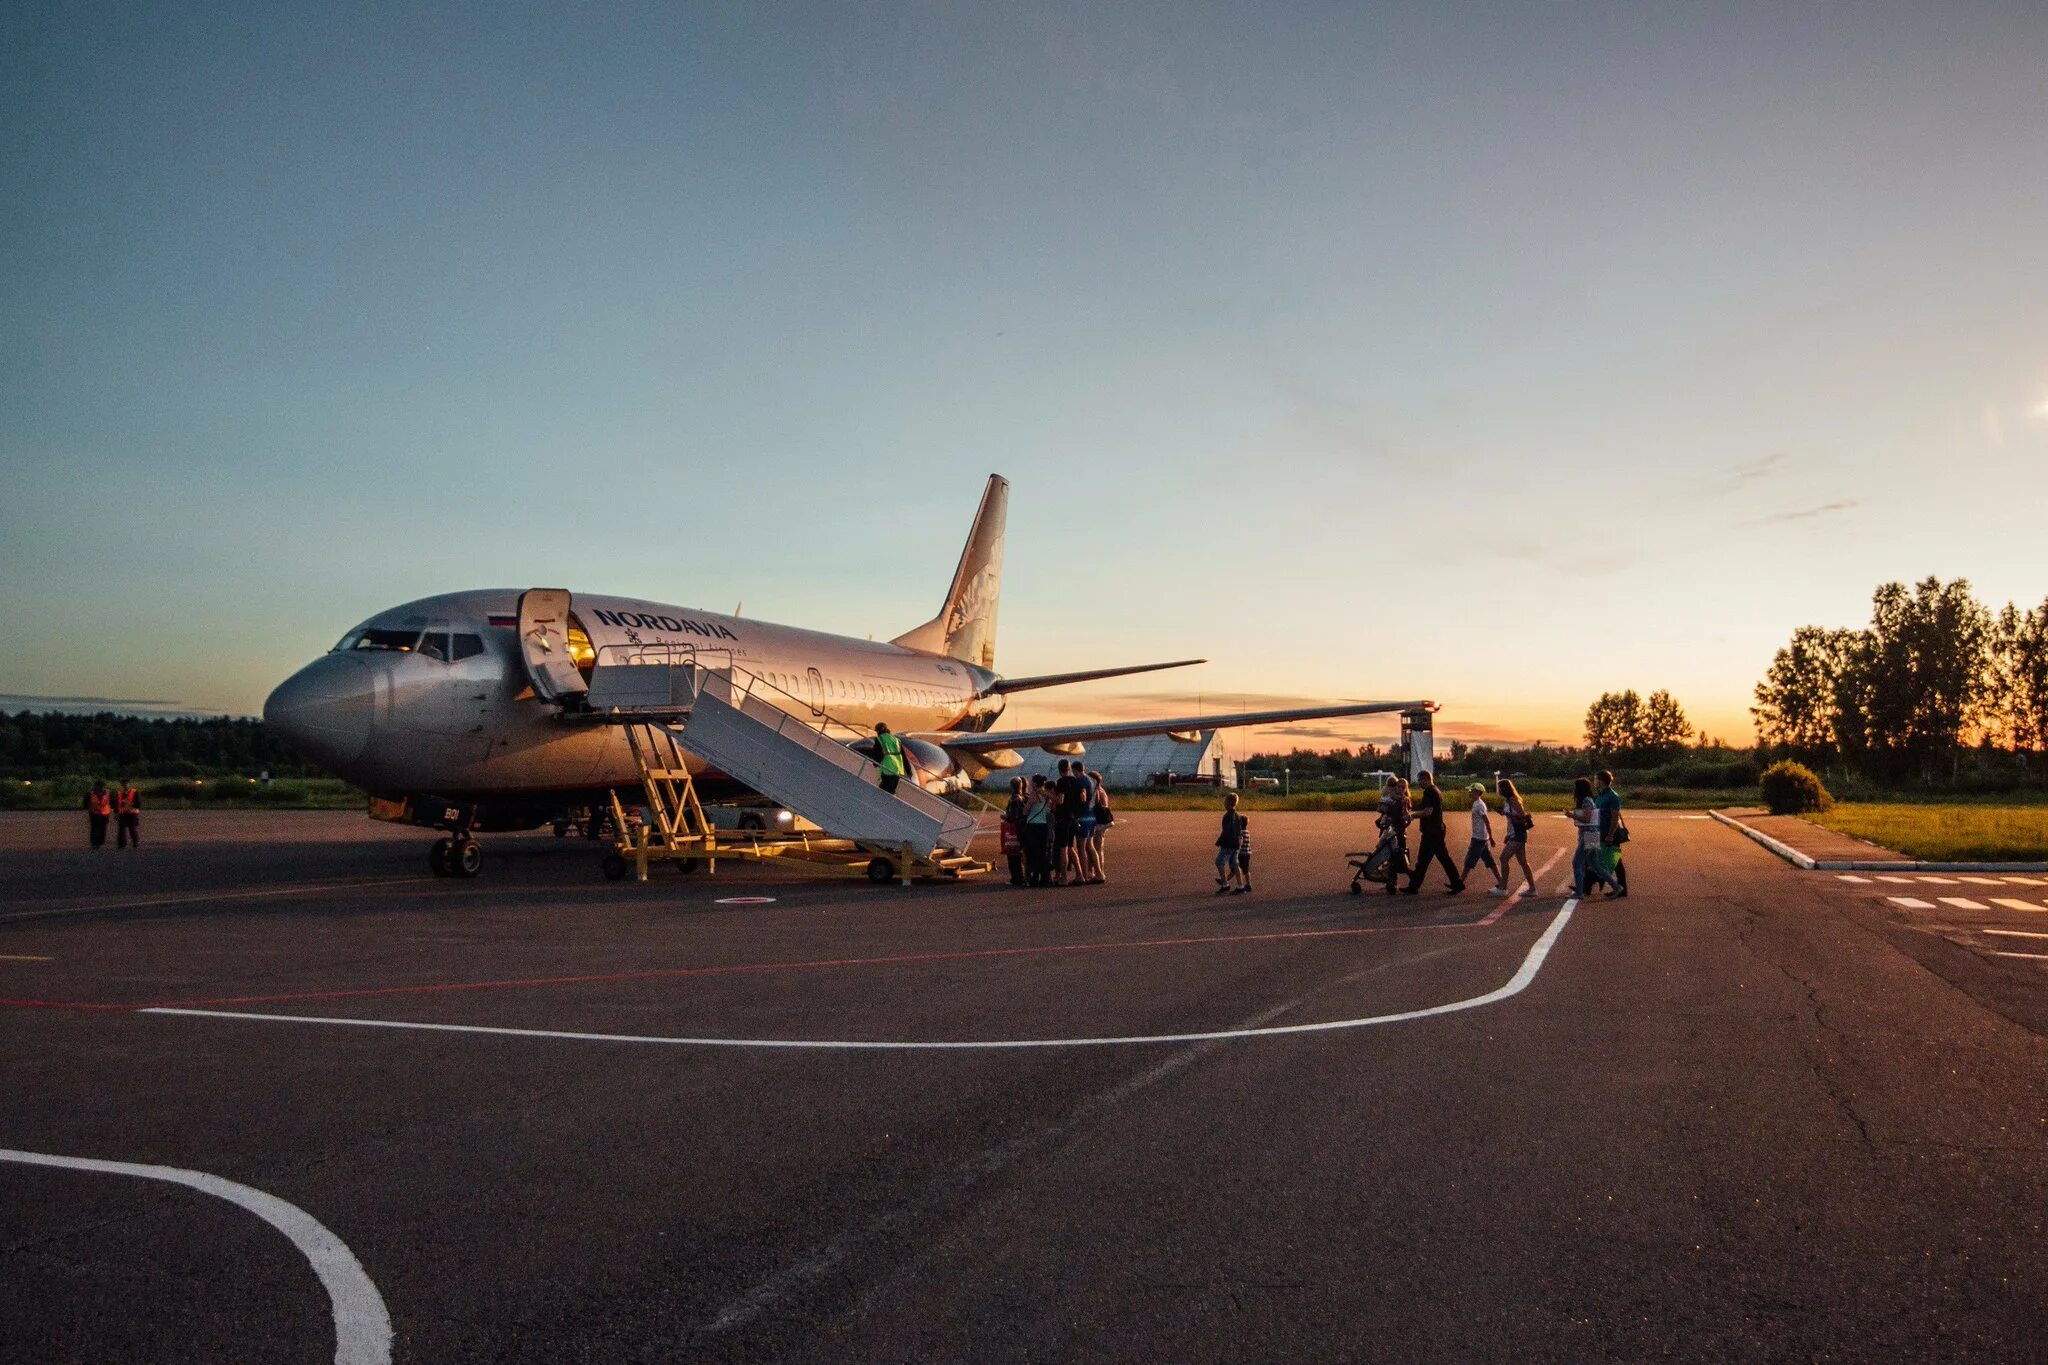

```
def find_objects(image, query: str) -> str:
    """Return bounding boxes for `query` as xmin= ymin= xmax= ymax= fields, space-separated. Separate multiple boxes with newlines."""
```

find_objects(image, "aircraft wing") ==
xmin=916 ymin=699 xmax=1433 ymax=755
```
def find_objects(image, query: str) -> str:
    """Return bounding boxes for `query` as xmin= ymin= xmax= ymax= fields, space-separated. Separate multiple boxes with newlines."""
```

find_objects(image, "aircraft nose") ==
xmin=264 ymin=654 xmax=378 ymax=767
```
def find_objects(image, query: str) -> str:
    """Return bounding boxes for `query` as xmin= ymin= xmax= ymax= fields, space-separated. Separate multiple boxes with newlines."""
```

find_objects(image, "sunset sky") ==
xmin=5 ymin=3 xmax=2046 ymax=755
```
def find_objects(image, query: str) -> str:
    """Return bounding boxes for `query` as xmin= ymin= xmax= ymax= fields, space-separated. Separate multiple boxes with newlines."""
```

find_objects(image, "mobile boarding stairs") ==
xmin=516 ymin=589 xmax=989 ymax=885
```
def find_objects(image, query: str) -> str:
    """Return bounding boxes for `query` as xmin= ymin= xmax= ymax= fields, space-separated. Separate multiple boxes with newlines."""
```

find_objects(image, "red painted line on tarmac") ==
xmin=1473 ymin=848 xmax=1568 ymax=927
xmin=0 ymin=907 xmax=1540 ymax=1014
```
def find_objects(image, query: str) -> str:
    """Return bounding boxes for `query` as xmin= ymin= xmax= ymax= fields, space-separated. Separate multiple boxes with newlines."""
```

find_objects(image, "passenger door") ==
xmin=805 ymin=666 xmax=825 ymax=717
xmin=517 ymin=588 xmax=589 ymax=705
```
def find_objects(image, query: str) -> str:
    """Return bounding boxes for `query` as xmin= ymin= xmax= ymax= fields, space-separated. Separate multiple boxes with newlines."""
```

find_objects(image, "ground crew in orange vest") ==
xmin=874 ymin=723 xmax=907 ymax=795
xmin=115 ymin=780 xmax=142 ymax=849
xmin=84 ymin=780 xmax=113 ymax=849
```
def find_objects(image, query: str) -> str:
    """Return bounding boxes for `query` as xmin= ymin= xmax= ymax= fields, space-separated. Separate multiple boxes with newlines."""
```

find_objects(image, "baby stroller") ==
xmin=1347 ymin=816 xmax=1408 ymax=895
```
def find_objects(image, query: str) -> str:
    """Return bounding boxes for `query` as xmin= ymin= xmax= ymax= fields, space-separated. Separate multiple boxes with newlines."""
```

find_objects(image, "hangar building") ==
xmin=976 ymin=730 xmax=1233 ymax=791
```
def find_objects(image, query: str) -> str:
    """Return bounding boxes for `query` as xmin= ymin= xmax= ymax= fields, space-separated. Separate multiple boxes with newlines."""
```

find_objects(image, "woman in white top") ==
xmin=1570 ymin=776 xmax=1617 ymax=896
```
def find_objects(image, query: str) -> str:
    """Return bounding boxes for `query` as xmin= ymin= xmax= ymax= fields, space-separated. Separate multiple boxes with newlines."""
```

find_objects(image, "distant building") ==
xmin=976 ymin=730 xmax=1233 ymax=791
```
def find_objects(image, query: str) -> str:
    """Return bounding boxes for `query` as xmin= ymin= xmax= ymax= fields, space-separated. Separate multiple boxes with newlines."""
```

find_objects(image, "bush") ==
xmin=1649 ymin=758 xmax=1761 ymax=789
xmin=1761 ymin=760 xmax=1833 ymax=815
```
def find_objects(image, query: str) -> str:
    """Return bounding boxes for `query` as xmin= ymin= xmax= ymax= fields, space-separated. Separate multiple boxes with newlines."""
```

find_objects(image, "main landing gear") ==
xmin=429 ymin=836 xmax=483 ymax=878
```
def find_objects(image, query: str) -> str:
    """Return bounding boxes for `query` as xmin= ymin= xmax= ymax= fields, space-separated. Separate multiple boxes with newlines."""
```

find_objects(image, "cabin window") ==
xmin=451 ymin=634 xmax=485 ymax=661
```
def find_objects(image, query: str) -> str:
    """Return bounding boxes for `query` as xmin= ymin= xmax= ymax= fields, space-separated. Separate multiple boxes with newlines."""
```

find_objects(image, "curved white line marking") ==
xmin=144 ymin=901 xmax=1577 ymax=1051
xmin=0 ymin=1148 xmax=392 ymax=1365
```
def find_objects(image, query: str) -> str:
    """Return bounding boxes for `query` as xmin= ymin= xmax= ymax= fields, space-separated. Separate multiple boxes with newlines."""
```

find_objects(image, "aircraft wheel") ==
xmin=737 ymin=812 xmax=766 ymax=833
xmin=675 ymin=858 xmax=702 ymax=875
xmin=601 ymin=853 xmax=629 ymax=882
xmin=553 ymin=821 xmax=569 ymax=839
xmin=451 ymin=838 xmax=484 ymax=878
xmin=866 ymin=857 xmax=897 ymax=885
xmin=428 ymin=839 xmax=452 ymax=877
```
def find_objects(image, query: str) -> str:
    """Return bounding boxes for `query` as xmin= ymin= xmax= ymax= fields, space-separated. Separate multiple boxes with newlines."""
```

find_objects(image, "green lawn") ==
xmin=1111 ymin=786 xmax=1754 ymax=814
xmin=0 ymin=775 xmax=362 ymax=811
xmin=1804 ymin=803 xmax=2048 ymax=862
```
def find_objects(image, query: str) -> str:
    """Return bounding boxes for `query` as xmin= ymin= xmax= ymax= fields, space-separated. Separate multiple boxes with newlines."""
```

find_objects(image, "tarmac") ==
xmin=3 ymin=808 xmax=2046 ymax=1363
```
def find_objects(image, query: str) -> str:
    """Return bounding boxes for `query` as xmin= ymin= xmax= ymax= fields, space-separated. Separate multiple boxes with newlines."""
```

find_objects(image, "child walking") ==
xmin=1214 ymin=793 xmax=1246 ymax=894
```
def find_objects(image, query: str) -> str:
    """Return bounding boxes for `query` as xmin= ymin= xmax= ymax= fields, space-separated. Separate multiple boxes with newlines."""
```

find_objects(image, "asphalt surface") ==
xmin=3 ymin=808 xmax=2045 ymax=1363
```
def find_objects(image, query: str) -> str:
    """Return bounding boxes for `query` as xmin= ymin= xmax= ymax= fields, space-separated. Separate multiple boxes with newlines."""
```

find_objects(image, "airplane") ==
xmin=264 ymin=475 xmax=1433 ymax=874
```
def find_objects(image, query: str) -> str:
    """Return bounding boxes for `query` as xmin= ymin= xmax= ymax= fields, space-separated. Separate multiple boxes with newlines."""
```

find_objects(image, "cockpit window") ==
xmin=416 ymin=633 xmax=450 ymax=662
xmin=451 ymin=633 xmax=485 ymax=661
xmin=346 ymin=628 xmax=422 ymax=653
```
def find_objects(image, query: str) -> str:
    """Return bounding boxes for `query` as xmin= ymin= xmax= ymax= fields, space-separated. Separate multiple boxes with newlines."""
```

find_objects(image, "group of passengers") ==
xmin=1365 ymin=769 xmax=1628 ymax=899
xmin=1001 ymin=760 xmax=1113 ymax=887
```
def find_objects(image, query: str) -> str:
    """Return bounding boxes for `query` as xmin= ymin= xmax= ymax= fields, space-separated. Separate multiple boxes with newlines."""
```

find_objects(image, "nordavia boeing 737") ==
xmin=265 ymin=475 xmax=1431 ymax=874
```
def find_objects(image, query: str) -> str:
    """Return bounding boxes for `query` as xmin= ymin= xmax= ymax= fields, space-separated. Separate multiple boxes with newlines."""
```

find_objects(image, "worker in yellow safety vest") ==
xmin=874 ymin=723 xmax=907 ymax=794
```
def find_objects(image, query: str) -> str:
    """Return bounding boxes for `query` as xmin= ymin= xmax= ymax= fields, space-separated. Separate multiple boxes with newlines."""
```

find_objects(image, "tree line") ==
xmin=1752 ymin=577 xmax=2048 ymax=782
xmin=0 ymin=711 xmax=328 ymax=779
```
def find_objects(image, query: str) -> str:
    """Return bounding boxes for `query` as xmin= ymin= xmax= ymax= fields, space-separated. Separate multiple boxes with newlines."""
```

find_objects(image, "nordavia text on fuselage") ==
xmin=263 ymin=474 xmax=1432 ymax=831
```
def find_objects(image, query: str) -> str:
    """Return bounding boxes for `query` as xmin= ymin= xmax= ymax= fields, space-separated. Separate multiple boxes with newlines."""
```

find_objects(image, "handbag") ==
xmin=1613 ymin=814 xmax=1630 ymax=845
xmin=1000 ymin=820 xmax=1021 ymax=855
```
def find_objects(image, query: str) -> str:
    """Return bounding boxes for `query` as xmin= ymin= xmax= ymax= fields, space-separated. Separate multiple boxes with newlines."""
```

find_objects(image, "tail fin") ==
xmin=891 ymin=474 xmax=1006 ymax=669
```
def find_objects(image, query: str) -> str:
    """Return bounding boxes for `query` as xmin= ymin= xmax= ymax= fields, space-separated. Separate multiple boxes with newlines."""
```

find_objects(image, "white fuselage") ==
xmin=263 ymin=589 xmax=1003 ymax=799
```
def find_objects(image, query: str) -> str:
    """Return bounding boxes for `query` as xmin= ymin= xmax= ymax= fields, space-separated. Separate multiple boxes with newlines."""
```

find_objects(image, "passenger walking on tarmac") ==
xmin=1595 ymin=769 xmax=1629 ymax=898
xmin=115 ymin=779 xmax=142 ymax=849
xmin=1053 ymin=758 xmax=1088 ymax=885
xmin=1403 ymin=770 xmax=1466 ymax=894
xmin=1022 ymin=775 xmax=1054 ymax=886
xmin=1460 ymin=784 xmax=1497 ymax=883
xmin=84 ymin=779 xmax=113 ymax=849
xmin=1489 ymin=778 xmax=1540 ymax=897
xmin=1001 ymin=776 xmax=1028 ymax=887
xmin=1234 ymin=814 xmax=1253 ymax=894
xmin=1214 ymin=792 xmax=1247 ymax=893
xmin=1571 ymin=776 xmax=1618 ymax=896
xmin=873 ymin=723 xmax=908 ymax=794
xmin=1086 ymin=770 xmax=1113 ymax=884
xmin=1373 ymin=776 xmax=1412 ymax=894
xmin=1070 ymin=764 xmax=1101 ymax=884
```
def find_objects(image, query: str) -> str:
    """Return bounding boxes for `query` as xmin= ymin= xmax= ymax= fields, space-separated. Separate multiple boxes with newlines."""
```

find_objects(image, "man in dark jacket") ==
xmin=1402 ymin=770 xmax=1465 ymax=894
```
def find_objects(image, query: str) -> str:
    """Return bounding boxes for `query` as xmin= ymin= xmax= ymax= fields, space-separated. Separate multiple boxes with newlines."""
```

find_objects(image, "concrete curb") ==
xmin=1707 ymin=809 xmax=2048 ymax=874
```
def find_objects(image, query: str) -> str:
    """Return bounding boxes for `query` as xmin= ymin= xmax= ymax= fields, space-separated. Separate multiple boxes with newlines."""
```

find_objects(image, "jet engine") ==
xmin=849 ymin=735 xmax=975 ymax=795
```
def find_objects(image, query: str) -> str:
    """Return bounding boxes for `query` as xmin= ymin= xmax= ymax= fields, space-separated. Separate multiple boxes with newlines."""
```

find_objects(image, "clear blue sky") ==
xmin=5 ymin=2 xmax=2046 ymax=747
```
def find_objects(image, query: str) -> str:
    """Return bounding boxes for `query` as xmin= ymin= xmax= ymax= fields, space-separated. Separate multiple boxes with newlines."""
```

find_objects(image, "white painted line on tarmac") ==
xmin=142 ymin=903 xmax=1581 ymax=1052
xmin=0 ymin=1148 xmax=391 ymax=1365
xmin=0 ymin=954 xmax=53 ymax=962
xmin=1911 ymin=875 xmax=1959 ymax=884
xmin=1886 ymin=897 xmax=1937 ymax=909
xmin=2002 ymin=876 xmax=2048 ymax=886
xmin=1938 ymin=897 xmax=1990 ymax=911
xmin=1875 ymin=875 xmax=1917 ymax=884
xmin=1990 ymin=898 xmax=2048 ymax=913
xmin=1989 ymin=950 xmax=2048 ymax=961
xmin=1957 ymin=876 xmax=2007 ymax=886
xmin=1836 ymin=874 xmax=1872 ymax=883
xmin=1983 ymin=928 xmax=2048 ymax=939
